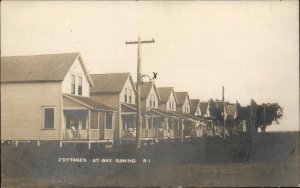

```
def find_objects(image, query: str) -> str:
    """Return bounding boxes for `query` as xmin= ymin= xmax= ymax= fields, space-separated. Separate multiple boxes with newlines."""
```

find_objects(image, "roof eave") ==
xmin=77 ymin=53 xmax=94 ymax=87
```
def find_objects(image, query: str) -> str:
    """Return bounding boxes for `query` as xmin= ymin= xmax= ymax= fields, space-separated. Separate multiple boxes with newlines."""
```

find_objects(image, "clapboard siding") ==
xmin=121 ymin=78 xmax=136 ymax=104
xmin=145 ymin=85 xmax=159 ymax=110
xmin=1 ymin=82 xmax=62 ymax=140
xmin=62 ymin=57 xmax=90 ymax=97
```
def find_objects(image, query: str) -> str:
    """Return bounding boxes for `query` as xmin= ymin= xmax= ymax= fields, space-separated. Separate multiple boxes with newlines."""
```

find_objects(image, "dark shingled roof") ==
xmin=63 ymin=94 xmax=116 ymax=111
xmin=190 ymin=99 xmax=200 ymax=114
xmin=199 ymin=102 xmax=208 ymax=115
xmin=1 ymin=53 xmax=93 ymax=84
xmin=157 ymin=87 xmax=178 ymax=104
xmin=138 ymin=82 xmax=161 ymax=100
xmin=90 ymin=73 xmax=134 ymax=93
xmin=175 ymin=92 xmax=189 ymax=106
xmin=140 ymin=82 xmax=153 ymax=98
xmin=121 ymin=103 xmax=137 ymax=112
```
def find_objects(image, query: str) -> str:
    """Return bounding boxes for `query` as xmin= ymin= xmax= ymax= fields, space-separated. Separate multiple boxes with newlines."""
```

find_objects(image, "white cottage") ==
xmin=90 ymin=73 xmax=137 ymax=142
xmin=1 ymin=53 xmax=115 ymax=148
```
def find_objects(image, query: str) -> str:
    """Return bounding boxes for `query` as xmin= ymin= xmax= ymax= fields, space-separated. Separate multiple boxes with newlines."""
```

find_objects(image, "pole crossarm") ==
xmin=125 ymin=38 xmax=155 ymax=44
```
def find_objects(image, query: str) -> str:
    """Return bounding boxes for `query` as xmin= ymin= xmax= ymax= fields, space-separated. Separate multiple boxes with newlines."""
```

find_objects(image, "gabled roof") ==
xmin=1 ymin=53 xmax=94 ymax=86
xmin=157 ymin=87 xmax=178 ymax=104
xmin=167 ymin=111 xmax=197 ymax=122
xmin=138 ymin=82 xmax=161 ymax=100
xmin=90 ymin=73 xmax=136 ymax=94
xmin=225 ymin=104 xmax=237 ymax=117
xmin=168 ymin=111 xmax=185 ymax=119
xmin=190 ymin=99 xmax=200 ymax=114
xmin=199 ymin=102 xmax=208 ymax=115
xmin=144 ymin=108 xmax=170 ymax=117
xmin=182 ymin=113 xmax=200 ymax=123
xmin=63 ymin=94 xmax=116 ymax=111
xmin=175 ymin=92 xmax=190 ymax=106
xmin=121 ymin=103 xmax=137 ymax=113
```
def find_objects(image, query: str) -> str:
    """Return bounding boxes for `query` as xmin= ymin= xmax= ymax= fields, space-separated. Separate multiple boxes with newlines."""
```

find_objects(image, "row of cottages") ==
xmin=1 ymin=53 xmax=117 ymax=148
xmin=89 ymin=73 xmax=203 ymax=142
xmin=189 ymin=99 xmax=249 ymax=137
xmin=1 ymin=53 xmax=249 ymax=147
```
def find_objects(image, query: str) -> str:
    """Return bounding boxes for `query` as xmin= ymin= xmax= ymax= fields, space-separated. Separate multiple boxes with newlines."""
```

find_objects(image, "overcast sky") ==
xmin=1 ymin=1 xmax=299 ymax=131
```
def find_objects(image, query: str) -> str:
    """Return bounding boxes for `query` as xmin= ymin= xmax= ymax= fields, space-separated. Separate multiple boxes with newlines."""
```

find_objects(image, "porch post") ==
xmin=151 ymin=116 xmax=154 ymax=136
xmin=172 ymin=118 xmax=174 ymax=137
xmin=104 ymin=111 xmax=107 ymax=140
xmin=88 ymin=110 xmax=91 ymax=140
xmin=97 ymin=112 xmax=100 ymax=139
xmin=181 ymin=119 xmax=184 ymax=142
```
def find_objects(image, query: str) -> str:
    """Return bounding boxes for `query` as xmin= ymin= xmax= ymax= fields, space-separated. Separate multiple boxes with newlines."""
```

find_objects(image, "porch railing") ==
xmin=63 ymin=129 xmax=99 ymax=140
xmin=89 ymin=129 xmax=99 ymax=140
xmin=122 ymin=128 xmax=171 ymax=139
xmin=105 ymin=129 xmax=114 ymax=139
xmin=122 ymin=129 xmax=136 ymax=138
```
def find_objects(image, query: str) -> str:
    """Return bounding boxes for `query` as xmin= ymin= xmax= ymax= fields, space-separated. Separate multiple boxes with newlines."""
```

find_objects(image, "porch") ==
xmin=62 ymin=94 xmax=116 ymax=143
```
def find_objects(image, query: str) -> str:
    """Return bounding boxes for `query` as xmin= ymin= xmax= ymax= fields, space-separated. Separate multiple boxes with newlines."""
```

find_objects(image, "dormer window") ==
xmin=169 ymin=101 xmax=171 ymax=110
xmin=150 ymin=97 xmax=152 ymax=107
xmin=129 ymin=89 xmax=132 ymax=103
xmin=78 ymin=76 xmax=82 ymax=96
xmin=71 ymin=75 xmax=75 ymax=94
xmin=124 ymin=88 xmax=128 ymax=103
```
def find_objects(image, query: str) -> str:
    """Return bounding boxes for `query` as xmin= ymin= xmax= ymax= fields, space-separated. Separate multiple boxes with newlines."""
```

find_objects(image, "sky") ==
xmin=1 ymin=1 xmax=299 ymax=131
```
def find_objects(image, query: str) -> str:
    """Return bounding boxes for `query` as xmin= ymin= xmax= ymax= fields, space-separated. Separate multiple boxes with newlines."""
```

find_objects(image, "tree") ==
xmin=255 ymin=103 xmax=283 ymax=132
xmin=208 ymin=99 xmax=224 ymax=135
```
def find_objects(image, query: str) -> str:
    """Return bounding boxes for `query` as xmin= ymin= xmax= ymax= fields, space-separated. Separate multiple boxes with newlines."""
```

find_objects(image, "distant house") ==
xmin=190 ymin=99 xmax=206 ymax=136
xmin=190 ymin=99 xmax=201 ymax=116
xmin=225 ymin=103 xmax=238 ymax=135
xmin=90 ymin=73 xmax=137 ymax=142
xmin=139 ymin=82 xmax=171 ymax=139
xmin=1 ymin=53 xmax=115 ymax=148
xmin=157 ymin=87 xmax=178 ymax=112
xmin=204 ymin=100 xmax=226 ymax=136
xmin=175 ymin=92 xmax=191 ymax=114
xmin=157 ymin=87 xmax=184 ymax=139
xmin=175 ymin=92 xmax=201 ymax=137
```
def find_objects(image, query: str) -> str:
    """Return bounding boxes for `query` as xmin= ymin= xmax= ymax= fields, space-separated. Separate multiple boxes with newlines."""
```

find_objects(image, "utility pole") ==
xmin=250 ymin=99 xmax=253 ymax=132
xmin=263 ymin=103 xmax=266 ymax=132
xmin=222 ymin=86 xmax=226 ymax=139
xmin=125 ymin=36 xmax=155 ymax=149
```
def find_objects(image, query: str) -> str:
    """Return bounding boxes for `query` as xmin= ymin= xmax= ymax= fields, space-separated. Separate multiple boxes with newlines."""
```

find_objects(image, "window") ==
xmin=106 ymin=114 xmax=113 ymax=129
xmin=149 ymin=97 xmax=152 ymax=107
xmin=153 ymin=95 xmax=156 ymax=107
xmin=169 ymin=101 xmax=171 ymax=110
xmin=44 ymin=108 xmax=54 ymax=129
xmin=71 ymin=75 xmax=75 ymax=94
xmin=124 ymin=88 xmax=128 ymax=103
xmin=129 ymin=89 xmax=132 ymax=103
xmin=78 ymin=76 xmax=82 ymax=96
